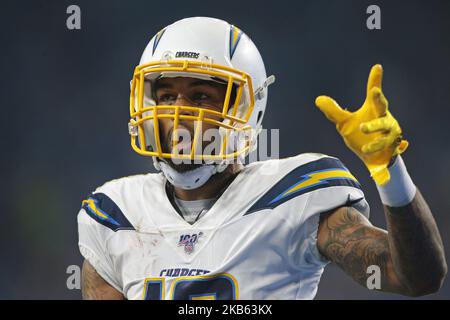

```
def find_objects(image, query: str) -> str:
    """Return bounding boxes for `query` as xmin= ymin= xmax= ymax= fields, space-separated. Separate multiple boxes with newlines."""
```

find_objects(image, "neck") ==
xmin=171 ymin=163 xmax=242 ymax=201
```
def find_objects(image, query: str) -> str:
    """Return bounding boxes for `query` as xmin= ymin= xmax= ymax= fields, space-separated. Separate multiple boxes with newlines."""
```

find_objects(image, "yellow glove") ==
xmin=315 ymin=64 xmax=409 ymax=186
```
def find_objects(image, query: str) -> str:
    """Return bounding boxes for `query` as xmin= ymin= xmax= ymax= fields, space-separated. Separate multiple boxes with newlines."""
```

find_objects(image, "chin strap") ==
xmin=154 ymin=158 xmax=229 ymax=190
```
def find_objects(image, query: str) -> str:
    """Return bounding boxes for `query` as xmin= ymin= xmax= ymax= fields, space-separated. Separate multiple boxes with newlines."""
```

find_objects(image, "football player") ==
xmin=77 ymin=17 xmax=446 ymax=299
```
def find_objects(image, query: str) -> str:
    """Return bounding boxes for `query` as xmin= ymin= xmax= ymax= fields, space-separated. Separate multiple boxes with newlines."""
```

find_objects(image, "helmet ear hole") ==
xmin=256 ymin=110 xmax=264 ymax=125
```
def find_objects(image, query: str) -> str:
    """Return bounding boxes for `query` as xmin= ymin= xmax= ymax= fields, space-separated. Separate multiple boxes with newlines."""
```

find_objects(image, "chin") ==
xmin=163 ymin=139 xmax=213 ymax=172
xmin=166 ymin=159 xmax=204 ymax=173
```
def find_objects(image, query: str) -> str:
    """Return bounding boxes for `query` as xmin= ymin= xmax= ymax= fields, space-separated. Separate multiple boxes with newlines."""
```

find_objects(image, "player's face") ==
xmin=154 ymin=77 xmax=231 ymax=170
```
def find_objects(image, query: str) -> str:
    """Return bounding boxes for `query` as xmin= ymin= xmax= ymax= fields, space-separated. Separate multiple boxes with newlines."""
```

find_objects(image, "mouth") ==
xmin=167 ymin=125 xmax=194 ymax=154
xmin=165 ymin=126 xmax=204 ymax=172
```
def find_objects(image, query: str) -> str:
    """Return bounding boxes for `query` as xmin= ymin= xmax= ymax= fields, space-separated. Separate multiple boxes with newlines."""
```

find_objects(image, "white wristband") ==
xmin=376 ymin=156 xmax=417 ymax=207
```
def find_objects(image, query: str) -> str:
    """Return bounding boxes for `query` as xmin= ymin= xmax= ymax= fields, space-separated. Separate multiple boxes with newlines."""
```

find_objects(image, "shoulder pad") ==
xmin=81 ymin=192 xmax=135 ymax=232
xmin=245 ymin=156 xmax=361 ymax=215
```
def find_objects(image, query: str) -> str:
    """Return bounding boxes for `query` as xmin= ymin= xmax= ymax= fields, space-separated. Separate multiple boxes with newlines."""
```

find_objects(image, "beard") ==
xmin=161 ymin=126 xmax=205 ymax=173
xmin=165 ymin=158 xmax=204 ymax=173
xmin=159 ymin=121 xmax=228 ymax=173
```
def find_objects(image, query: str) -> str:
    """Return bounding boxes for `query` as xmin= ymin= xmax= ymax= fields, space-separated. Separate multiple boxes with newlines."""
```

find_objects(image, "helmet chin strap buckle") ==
xmin=128 ymin=120 xmax=139 ymax=136
xmin=154 ymin=157 xmax=229 ymax=190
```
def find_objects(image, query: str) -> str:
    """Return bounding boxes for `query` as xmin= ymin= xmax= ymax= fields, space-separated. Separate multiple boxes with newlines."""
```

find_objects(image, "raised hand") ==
xmin=315 ymin=64 xmax=408 ymax=185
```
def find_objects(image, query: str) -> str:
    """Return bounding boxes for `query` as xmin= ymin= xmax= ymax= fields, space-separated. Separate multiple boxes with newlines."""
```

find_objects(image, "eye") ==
xmin=192 ymin=92 xmax=210 ymax=102
xmin=158 ymin=93 xmax=177 ymax=104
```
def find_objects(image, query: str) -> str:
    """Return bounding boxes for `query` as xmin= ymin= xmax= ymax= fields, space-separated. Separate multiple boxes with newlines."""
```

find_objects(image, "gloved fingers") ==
xmin=360 ymin=116 xmax=393 ymax=134
xmin=395 ymin=139 xmax=409 ymax=155
xmin=366 ymin=64 xmax=383 ymax=96
xmin=369 ymin=87 xmax=388 ymax=117
xmin=361 ymin=135 xmax=395 ymax=154
xmin=362 ymin=129 xmax=403 ymax=154
xmin=315 ymin=96 xmax=352 ymax=124
xmin=362 ymin=136 xmax=389 ymax=154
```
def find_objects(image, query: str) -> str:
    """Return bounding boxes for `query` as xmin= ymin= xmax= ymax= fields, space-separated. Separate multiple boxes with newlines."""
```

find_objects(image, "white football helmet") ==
xmin=129 ymin=17 xmax=275 ymax=189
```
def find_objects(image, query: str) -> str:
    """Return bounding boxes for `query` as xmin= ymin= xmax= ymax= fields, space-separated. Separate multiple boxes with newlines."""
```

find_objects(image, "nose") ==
xmin=170 ymin=94 xmax=197 ymax=117
xmin=173 ymin=94 xmax=193 ymax=107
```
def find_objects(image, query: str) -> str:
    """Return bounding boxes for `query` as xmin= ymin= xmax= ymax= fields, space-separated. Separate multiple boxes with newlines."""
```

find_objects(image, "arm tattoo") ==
xmin=318 ymin=189 xmax=447 ymax=296
xmin=318 ymin=207 xmax=401 ymax=291
xmin=81 ymin=260 xmax=125 ymax=300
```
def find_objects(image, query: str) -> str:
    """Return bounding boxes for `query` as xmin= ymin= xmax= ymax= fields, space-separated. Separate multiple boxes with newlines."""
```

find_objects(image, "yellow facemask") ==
xmin=128 ymin=59 xmax=256 ymax=161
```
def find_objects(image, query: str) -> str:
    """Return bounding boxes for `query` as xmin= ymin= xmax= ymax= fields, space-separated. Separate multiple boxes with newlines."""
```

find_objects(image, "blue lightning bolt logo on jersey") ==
xmin=269 ymin=168 xmax=359 ymax=204
xmin=81 ymin=193 xmax=135 ymax=232
xmin=245 ymin=157 xmax=361 ymax=215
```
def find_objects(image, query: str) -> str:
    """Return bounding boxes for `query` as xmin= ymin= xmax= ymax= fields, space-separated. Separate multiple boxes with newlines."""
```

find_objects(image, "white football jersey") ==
xmin=78 ymin=153 xmax=369 ymax=300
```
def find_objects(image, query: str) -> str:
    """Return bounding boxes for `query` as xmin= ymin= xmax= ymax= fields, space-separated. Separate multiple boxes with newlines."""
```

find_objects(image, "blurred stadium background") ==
xmin=1 ymin=0 xmax=449 ymax=299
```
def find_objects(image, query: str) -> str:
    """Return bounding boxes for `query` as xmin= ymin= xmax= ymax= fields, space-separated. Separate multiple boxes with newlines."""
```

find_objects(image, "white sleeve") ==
xmin=77 ymin=208 xmax=122 ymax=292
xmin=296 ymin=186 xmax=370 ymax=267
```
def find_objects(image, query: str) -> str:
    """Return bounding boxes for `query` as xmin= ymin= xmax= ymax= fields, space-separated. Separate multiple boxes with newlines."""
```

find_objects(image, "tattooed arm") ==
xmin=317 ymin=189 xmax=447 ymax=296
xmin=81 ymin=260 xmax=125 ymax=300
